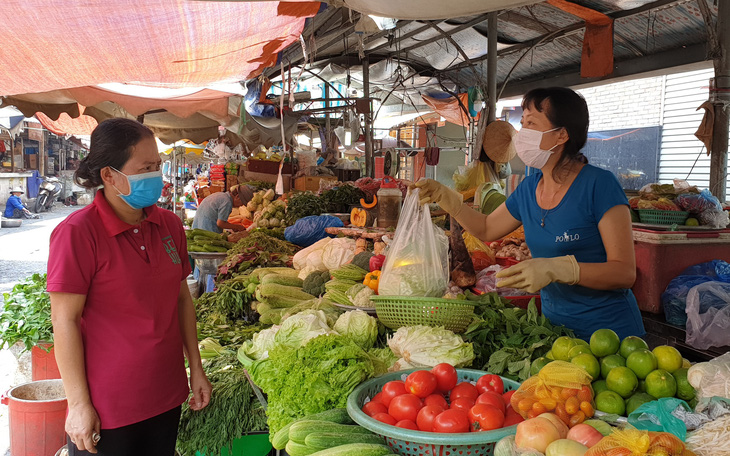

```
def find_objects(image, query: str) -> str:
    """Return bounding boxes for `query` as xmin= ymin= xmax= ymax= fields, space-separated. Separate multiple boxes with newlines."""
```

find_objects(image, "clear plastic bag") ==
xmin=687 ymin=352 xmax=730 ymax=404
xmin=662 ymin=260 xmax=730 ymax=327
xmin=685 ymin=282 xmax=730 ymax=350
xmin=378 ymin=189 xmax=449 ymax=297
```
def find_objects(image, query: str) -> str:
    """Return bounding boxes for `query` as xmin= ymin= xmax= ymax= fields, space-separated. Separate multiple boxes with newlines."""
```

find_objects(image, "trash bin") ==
xmin=26 ymin=171 xmax=42 ymax=199
xmin=1 ymin=379 xmax=67 ymax=456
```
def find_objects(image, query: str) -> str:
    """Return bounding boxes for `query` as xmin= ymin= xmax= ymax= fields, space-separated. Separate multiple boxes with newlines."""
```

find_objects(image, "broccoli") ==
xmin=351 ymin=251 xmax=374 ymax=272
xmin=303 ymin=270 xmax=330 ymax=297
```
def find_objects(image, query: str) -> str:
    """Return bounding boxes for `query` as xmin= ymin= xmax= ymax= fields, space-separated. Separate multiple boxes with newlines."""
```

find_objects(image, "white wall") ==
xmin=578 ymin=77 xmax=664 ymax=131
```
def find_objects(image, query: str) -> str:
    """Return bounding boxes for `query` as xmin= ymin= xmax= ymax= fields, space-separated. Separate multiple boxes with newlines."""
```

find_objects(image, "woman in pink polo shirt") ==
xmin=47 ymin=118 xmax=212 ymax=455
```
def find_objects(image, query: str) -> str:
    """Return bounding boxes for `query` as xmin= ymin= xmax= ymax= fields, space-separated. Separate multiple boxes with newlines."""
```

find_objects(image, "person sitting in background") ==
xmin=192 ymin=184 xmax=253 ymax=233
xmin=4 ymin=187 xmax=36 ymax=218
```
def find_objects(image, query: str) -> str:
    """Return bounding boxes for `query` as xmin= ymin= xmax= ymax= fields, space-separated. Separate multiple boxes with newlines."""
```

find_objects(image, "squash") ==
xmin=360 ymin=195 xmax=378 ymax=209
xmin=350 ymin=208 xmax=371 ymax=227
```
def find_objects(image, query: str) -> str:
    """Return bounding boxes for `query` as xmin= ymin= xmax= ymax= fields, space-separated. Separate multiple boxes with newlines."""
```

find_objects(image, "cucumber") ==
xmin=255 ymin=300 xmax=273 ymax=315
xmin=308 ymin=444 xmax=394 ymax=456
xmin=271 ymin=408 xmax=354 ymax=449
xmin=261 ymin=274 xmax=304 ymax=288
xmin=193 ymin=237 xmax=234 ymax=248
xmin=187 ymin=244 xmax=206 ymax=252
xmin=331 ymin=264 xmax=368 ymax=281
xmin=258 ymin=308 xmax=286 ymax=325
xmin=304 ymin=433 xmax=384 ymax=451
xmin=289 ymin=421 xmax=372 ymax=445
xmin=286 ymin=440 xmax=316 ymax=456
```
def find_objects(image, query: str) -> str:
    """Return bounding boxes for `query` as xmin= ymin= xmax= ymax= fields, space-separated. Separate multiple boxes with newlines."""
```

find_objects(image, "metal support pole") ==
xmin=363 ymin=56 xmax=374 ymax=178
xmin=324 ymin=83 xmax=331 ymax=151
xmin=710 ymin=0 xmax=729 ymax=201
xmin=486 ymin=12 xmax=498 ymax=123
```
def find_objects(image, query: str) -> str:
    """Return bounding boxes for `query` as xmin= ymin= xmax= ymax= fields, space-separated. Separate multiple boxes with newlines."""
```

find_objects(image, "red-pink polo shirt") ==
xmin=47 ymin=190 xmax=191 ymax=429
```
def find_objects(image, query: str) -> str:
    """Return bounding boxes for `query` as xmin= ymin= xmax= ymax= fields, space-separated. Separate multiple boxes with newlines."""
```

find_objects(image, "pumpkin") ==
xmin=360 ymin=195 xmax=378 ymax=209
xmin=350 ymin=208 xmax=371 ymax=227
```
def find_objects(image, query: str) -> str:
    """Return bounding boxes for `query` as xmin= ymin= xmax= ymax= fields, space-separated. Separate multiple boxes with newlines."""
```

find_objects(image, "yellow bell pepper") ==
xmin=363 ymin=270 xmax=381 ymax=293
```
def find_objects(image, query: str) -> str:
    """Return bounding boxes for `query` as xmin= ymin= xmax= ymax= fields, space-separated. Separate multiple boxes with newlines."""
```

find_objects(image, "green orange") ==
xmin=606 ymin=366 xmax=639 ymax=398
xmin=626 ymin=349 xmax=658 ymax=380
xmin=571 ymin=353 xmax=601 ymax=381
xmin=626 ymin=392 xmax=656 ymax=415
xmin=619 ymin=336 xmax=649 ymax=359
xmin=652 ymin=346 xmax=683 ymax=373
xmin=600 ymin=354 xmax=626 ymax=379
xmin=590 ymin=329 xmax=621 ymax=358
xmin=595 ymin=390 xmax=626 ymax=415
xmin=645 ymin=369 xmax=677 ymax=399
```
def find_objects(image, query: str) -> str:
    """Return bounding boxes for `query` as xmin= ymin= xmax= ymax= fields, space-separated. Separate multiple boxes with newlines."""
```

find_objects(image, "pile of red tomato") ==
xmin=361 ymin=364 xmax=524 ymax=433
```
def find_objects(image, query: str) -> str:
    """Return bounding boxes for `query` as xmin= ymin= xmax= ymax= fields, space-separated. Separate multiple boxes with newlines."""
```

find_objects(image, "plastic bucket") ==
xmin=31 ymin=344 xmax=61 ymax=381
xmin=2 ymin=379 xmax=68 ymax=456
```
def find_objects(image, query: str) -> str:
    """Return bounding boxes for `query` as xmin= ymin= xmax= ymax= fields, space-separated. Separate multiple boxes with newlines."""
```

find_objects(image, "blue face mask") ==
xmin=111 ymin=168 xmax=164 ymax=210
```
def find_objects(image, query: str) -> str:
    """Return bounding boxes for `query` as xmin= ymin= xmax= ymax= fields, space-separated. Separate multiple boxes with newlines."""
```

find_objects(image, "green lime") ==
xmin=645 ymin=369 xmax=677 ymax=399
xmin=673 ymin=368 xmax=696 ymax=401
xmin=573 ymin=338 xmax=590 ymax=347
xmin=625 ymin=392 xmax=657 ymax=415
xmin=652 ymin=346 xmax=683 ymax=373
xmin=545 ymin=350 xmax=555 ymax=360
xmin=619 ymin=336 xmax=649 ymax=359
xmin=592 ymin=380 xmax=609 ymax=396
xmin=606 ymin=366 xmax=639 ymax=398
xmin=595 ymin=390 xmax=626 ymax=415
xmin=530 ymin=357 xmax=553 ymax=376
xmin=686 ymin=217 xmax=699 ymax=226
xmin=571 ymin=353 xmax=601 ymax=381
xmin=600 ymin=354 xmax=626 ymax=379
xmin=590 ymin=329 xmax=621 ymax=358
xmin=568 ymin=344 xmax=594 ymax=359
xmin=552 ymin=336 xmax=578 ymax=361
xmin=626 ymin=349 xmax=658 ymax=380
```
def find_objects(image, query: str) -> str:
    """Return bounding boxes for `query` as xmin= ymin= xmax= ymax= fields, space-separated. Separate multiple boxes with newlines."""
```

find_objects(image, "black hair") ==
xmin=75 ymin=118 xmax=154 ymax=188
xmin=522 ymin=87 xmax=589 ymax=181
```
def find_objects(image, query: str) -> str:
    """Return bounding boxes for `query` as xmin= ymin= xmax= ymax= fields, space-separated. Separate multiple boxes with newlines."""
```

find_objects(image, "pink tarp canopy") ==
xmin=0 ymin=0 xmax=320 ymax=96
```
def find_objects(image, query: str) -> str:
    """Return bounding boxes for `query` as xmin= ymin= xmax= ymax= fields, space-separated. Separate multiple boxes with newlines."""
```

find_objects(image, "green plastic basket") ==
xmin=636 ymin=209 xmax=689 ymax=225
xmin=371 ymin=296 xmax=476 ymax=333
xmin=347 ymin=369 xmax=521 ymax=456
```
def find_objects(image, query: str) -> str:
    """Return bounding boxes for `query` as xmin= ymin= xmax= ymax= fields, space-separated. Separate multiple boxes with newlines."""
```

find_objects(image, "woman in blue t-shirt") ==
xmin=415 ymin=87 xmax=645 ymax=340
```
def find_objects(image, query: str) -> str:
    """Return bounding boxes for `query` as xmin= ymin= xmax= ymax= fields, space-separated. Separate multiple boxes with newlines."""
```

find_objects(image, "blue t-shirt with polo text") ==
xmin=505 ymin=164 xmax=645 ymax=340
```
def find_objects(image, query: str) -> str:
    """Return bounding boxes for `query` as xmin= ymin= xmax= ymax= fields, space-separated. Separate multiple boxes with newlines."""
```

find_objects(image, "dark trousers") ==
xmin=8 ymin=209 xmax=28 ymax=219
xmin=67 ymin=405 xmax=182 ymax=456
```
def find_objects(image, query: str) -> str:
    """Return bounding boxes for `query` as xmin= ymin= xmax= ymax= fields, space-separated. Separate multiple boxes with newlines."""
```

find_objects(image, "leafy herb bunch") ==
xmin=0 ymin=273 xmax=53 ymax=352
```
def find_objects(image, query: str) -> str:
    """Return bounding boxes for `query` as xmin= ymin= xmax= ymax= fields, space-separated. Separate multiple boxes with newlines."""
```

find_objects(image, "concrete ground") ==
xmin=0 ymin=202 xmax=84 ymax=455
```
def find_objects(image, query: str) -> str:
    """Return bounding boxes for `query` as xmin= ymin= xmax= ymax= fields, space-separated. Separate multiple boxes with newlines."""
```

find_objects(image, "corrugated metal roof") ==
xmin=270 ymin=0 xmax=715 ymax=99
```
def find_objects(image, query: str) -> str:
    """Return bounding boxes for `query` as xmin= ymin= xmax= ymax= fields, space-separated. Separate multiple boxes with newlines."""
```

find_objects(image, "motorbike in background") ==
xmin=34 ymin=176 xmax=63 ymax=213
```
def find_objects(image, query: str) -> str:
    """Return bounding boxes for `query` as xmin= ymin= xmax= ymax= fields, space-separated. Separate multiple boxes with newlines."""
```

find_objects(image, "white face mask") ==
xmin=514 ymin=127 xmax=561 ymax=169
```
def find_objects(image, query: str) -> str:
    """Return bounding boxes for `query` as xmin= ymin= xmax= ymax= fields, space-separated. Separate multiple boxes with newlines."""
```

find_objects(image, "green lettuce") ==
xmin=249 ymin=334 xmax=379 ymax=435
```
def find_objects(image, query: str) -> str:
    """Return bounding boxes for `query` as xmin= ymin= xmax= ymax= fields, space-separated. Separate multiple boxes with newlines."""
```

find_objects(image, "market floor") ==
xmin=0 ymin=202 xmax=85 ymax=456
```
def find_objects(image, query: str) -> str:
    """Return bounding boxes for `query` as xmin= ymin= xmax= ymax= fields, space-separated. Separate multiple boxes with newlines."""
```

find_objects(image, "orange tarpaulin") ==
xmin=421 ymin=94 xmax=472 ymax=127
xmin=547 ymin=0 xmax=614 ymax=78
xmin=0 ymin=1 xmax=320 ymax=96
xmin=36 ymin=110 xmax=98 ymax=137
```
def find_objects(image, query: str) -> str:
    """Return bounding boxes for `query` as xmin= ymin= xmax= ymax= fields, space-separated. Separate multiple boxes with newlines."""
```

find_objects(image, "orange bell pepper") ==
xmin=364 ymin=270 xmax=381 ymax=293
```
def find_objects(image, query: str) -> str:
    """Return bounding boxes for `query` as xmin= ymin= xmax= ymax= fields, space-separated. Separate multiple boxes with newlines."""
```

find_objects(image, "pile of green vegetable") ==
xmin=248 ymin=334 xmax=389 ymax=436
xmin=319 ymin=184 xmax=365 ymax=213
xmin=216 ymin=233 xmax=299 ymax=282
xmin=186 ymin=229 xmax=234 ymax=253
xmin=462 ymin=292 xmax=574 ymax=381
xmin=176 ymin=350 xmax=268 ymax=456
xmin=284 ymin=192 xmax=326 ymax=226
xmin=0 ymin=273 xmax=53 ymax=351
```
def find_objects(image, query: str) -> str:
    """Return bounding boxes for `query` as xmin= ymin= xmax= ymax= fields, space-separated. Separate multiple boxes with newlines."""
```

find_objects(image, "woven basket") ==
xmin=636 ymin=209 xmax=689 ymax=225
xmin=371 ymin=296 xmax=475 ymax=333
xmin=347 ymin=369 xmax=521 ymax=456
